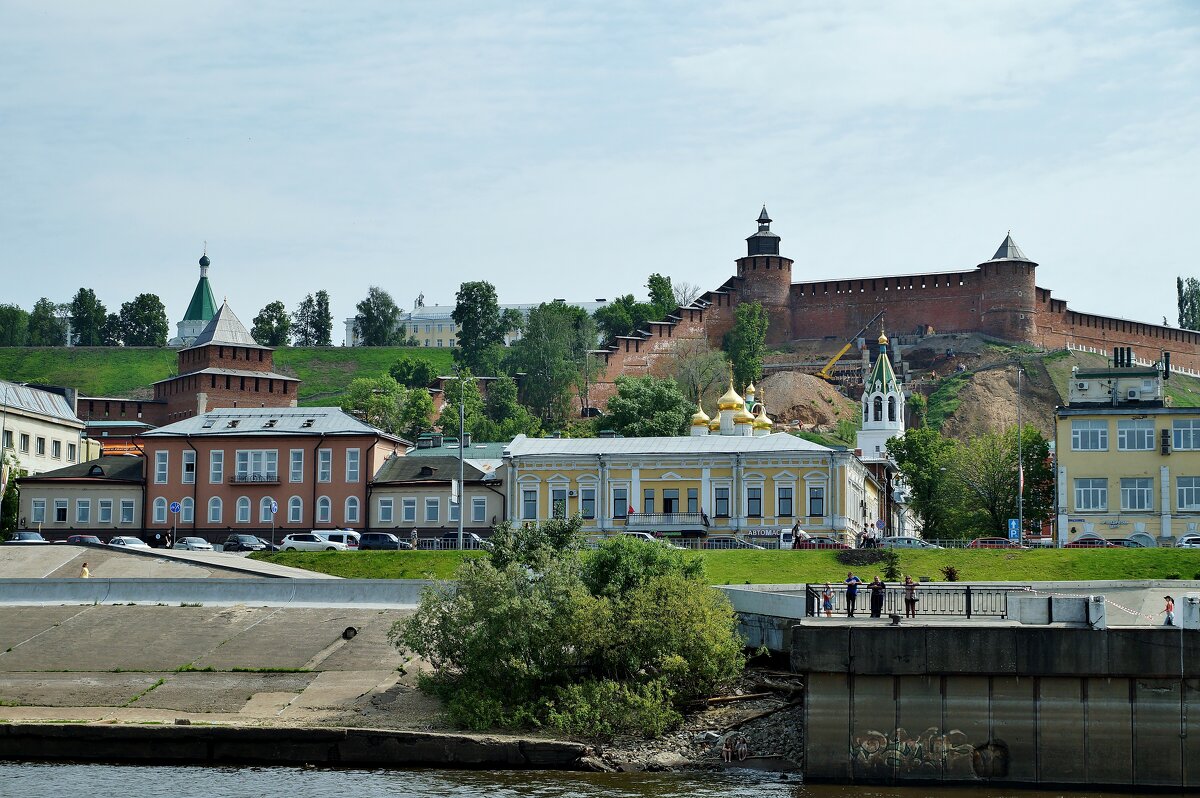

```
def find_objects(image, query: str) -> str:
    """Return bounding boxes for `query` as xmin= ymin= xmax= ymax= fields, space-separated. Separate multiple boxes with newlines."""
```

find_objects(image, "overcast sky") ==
xmin=2 ymin=1 xmax=1198 ymax=342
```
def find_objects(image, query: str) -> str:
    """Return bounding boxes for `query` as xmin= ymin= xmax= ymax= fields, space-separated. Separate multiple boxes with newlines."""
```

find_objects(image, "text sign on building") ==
xmin=1008 ymin=518 xmax=1020 ymax=540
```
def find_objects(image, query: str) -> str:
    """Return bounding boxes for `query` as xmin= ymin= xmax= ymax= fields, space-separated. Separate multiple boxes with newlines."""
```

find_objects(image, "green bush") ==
xmin=941 ymin=565 xmax=960 ymax=582
xmin=545 ymin=678 xmax=681 ymax=739
xmin=1166 ymin=572 xmax=1182 ymax=580
xmin=882 ymin=549 xmax=902 ymax=581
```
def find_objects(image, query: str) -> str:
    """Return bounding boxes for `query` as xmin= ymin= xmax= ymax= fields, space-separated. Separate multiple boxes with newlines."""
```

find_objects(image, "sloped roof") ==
xmin=867 ymin=345 xmax=900 ymax=395
xmin=18 ymin=455 xmax=143 ymax=483
xmin=373 ymin=454 xmax=494 ymax=484
xmin=150 ymin=367 xmax=299 ymax=387
xmin=182 ymin=275 xmax=217 ymax=322
xmin=0 ymin=380 xmax=83 ymax=427
xmin=988 ymin=233 xmax=1033 ymax=263
xmin=143 ymin=407 xmax=407 ymax=443
xmin=182 ymin=301 xmax=263 ymax=350
xmin=504 ymin=432 xmax=829 ymax=458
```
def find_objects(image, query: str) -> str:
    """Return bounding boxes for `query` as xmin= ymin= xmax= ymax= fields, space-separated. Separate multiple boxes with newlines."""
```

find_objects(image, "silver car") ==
xmin=173 ymin=537 xmax=214 ymax=551
xmin=881 ymin=536 xmax=942 ymax=549
xmin=281 ymin=533 xmax=347 ymax=551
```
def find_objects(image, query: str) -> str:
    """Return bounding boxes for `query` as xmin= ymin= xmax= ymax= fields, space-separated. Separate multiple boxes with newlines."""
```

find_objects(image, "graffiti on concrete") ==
xmin=851 ymin=727 xmax=1009 ymax=779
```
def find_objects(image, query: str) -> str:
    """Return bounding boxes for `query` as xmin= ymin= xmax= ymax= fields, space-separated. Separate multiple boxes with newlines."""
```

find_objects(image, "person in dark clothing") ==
xmin=869 ymin=575 xmax=886 ymax=618
xmin=844 ymin=572 xmax=862 ymax=617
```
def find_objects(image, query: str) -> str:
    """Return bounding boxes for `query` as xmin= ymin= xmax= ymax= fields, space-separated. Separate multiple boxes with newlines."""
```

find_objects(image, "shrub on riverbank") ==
xmin=390 ymin=519 xmax=744 ymax=739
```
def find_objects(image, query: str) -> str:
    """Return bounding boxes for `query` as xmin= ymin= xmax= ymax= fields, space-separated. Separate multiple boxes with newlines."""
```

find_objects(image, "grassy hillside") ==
xmin=0 ymin=346 xmax=454 ymax=405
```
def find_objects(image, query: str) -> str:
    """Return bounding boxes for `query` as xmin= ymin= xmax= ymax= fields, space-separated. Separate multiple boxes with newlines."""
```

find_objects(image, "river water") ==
xmin=0 ymin=763 xmax=1185 ymax=798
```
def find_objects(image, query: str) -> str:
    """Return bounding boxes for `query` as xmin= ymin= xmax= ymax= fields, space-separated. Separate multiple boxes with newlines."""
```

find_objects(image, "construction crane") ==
xmin=815 ymin=310 xmax=886 ymax=383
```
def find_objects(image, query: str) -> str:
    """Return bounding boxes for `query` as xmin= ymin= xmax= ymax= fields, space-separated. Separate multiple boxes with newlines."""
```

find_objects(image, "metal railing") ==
xmin=229 ymin=472 xmax=280 ymax=485
xmin=623 ymin=513 xmax=707 ymax=528
xmin=803 ymin=583 xmax=1023 ymax=618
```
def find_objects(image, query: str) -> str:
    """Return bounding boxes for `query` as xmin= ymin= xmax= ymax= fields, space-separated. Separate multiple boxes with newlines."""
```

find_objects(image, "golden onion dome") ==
xmin=745 ymin=380 xmax=757 ymax=395
xmin=878 ymin=329 xmax=889 ymax=346
xmin=753 ymin=405 xmax=773 ymax=430
xmin=734 ymin=406 xmax=755 ymax=424
xmin=717 ymin=383 xmax=744 ymax=411
xmin=691 ymin=402 xmax=711 ymax=427
xmin=708 ymin=416 xmax=721 ymax=431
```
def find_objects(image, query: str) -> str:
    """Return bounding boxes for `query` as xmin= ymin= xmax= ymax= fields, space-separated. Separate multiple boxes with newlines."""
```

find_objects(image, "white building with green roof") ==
xmin=857 ymin=330 xmax=906 ymax=461
xmin=169 ymin=251 xmax=218 ymax=347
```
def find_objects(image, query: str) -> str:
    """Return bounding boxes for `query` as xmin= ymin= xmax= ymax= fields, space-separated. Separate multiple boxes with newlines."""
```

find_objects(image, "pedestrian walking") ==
xmin=845 ymin=572 xmax=862 ymax=617
xmin=869 ymin=575 xmax=886 ymax=618
xmin=903 ymin=575 xmax=917 ymax=618
xmin=1163 ymin=595 xmax=1176 ymax=626
xmin=79 ymin=562 xmax=90 ymax=579
xmin=821 ymin=583 xmax=834 ymax=618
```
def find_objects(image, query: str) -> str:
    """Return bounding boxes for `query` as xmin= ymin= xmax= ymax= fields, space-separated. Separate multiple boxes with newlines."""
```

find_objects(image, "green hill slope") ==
xmin=0 ymin=346 xmax=454 ymax=405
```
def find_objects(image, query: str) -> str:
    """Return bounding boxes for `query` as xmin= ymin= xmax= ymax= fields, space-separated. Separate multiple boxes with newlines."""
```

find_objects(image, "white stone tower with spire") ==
xmin=856 ymin=328 xmax=906 ymax=460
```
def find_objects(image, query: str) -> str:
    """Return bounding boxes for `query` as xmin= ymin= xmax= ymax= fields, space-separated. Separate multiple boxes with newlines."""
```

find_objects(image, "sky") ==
xmin=2 ymin=1 xmax=1199 ymax=343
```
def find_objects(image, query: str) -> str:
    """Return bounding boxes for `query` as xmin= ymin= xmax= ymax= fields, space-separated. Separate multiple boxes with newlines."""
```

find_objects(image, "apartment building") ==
xmin=17 ymin=455 xmax=143 ymax=535
xmin=0 ymin=380 xmax=89 ymax=476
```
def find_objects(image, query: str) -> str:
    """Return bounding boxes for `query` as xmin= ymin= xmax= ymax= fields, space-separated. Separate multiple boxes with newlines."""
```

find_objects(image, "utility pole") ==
xmin=455 ymin=365 xmax=465 ymax=550
xmin=1016 ymin=363 xmax=1024 ymax=540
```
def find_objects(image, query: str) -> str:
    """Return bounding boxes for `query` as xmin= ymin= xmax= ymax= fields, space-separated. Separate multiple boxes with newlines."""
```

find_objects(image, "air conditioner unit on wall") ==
xmin=1076 ymin=381 xmax=1089 ymax=390
xmin=1127 ymin=389 xmax=1140 ymax=400
xmin=568 ymin=490 xmax=578 ymax=497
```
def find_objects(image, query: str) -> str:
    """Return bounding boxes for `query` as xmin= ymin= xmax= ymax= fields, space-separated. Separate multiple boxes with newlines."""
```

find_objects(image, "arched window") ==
xmin=863 ymin=402 xmax=869 ymax=422
xmin=236 ymin=496 xmax=251 ymax=524
xmin=181 ymin=497 xmax=194 ymax=523
xmin=345 ymin=496 xmax=360 ymax=524
xmin=887 ymin=396 xmax=896 ymax=422
xmin=317 ymin=496 xmax=331 ymax=524
xmin=153 ymin=497 xmax=167 ymax=524
xmin=208 ymin=497 xmax=222 ymax=524
xmin=873 ymin=395 xmax=883 ymax=422
xmin=260 ymin=496 xmax=275 ymax=523
xmin=288 ymin=496 xmax=303 ymax=524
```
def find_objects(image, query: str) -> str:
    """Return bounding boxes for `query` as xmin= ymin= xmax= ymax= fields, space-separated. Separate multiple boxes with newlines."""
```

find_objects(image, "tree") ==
xmin=398 ymin=388 xmax=436 ymax=441
xmin=952 ymin=424 xmax=1054 ymax=538
xmin=0 ymin=304 xmax=29 ymax=346
xmin=393 ymin=518 xmax=743 ymax=737
xmin=27 ymin=298 xmax=66 ymax=346
xmin=646 ymin=273 xmax=675 ymax=318
xmin=354 ymin=286 xmax=404 ymax=346
xmin=389 ymin=356 xmax=438 ymax=388
xmin=340 ymin=376 xmax=406 ymax=434
xmin=1179 ymin=277 xmax=1200 ymax=331
xmin=100 ymin=313 xmax=123 ymax=346
xmin=1 ymin=454 xmax=22 ymax=539
xmin=294 ymin=295 xmax=317 ymax=346
xmin=118 ymin=293 xmax=169 ymax=347
xmin=251 ymin=301 xmax=292 ymax=346
xmin=661 ymin=338 xmax=726 ymax=406
xmin=69 ymin=288 xmax=108 ymax=346
xmin=602 ymin=376 xmax=693 ymax=437
xmin=887 ymin=427 xmax=961 ymax=540
xmin=672 ymin=280 xmax=702 ymax=309
xmin=313 ymin=290 xmax=334 ymax=346
xmin=478 ymin=374 xmax=541 ymax=442
xmin=506 ymin=302 xmax=596 ymax=426
xmin=723 ymin=301 xmax=768 ymax=390
xmin=452 ymin=281 xmax=506 ymax=374
xmin=435 ymin=369 xmax=486 ymax=438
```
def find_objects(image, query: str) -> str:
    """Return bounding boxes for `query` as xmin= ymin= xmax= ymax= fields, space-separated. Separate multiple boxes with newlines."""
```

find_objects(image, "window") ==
xmin=208 ymin=497 xmax=222 ymax=524
xmin=687 ymin=487 xmax=698 ymax=514
xmin=1120 ymin=478 xmax=1153 ymax=511
xmin=613 ymin=487 xmax=628 ymax=519
xmin=153 ymin=497 xmax=167 ymax=524
xmin=318 ymin=449 xmax=332 ymax=482
xmin=210 ymin=450 xmax=224 ymax=483
xmin=379 ymin=498 xmax=394 ymax=524
xmin=2 ymin=430 xmax=11 ymax=449
xmin=98 ymin=499 xmax=112 ymax=524
xmin=552 ymin=487 xmax=567 ymax=519
xmin=1072 ymin=420 xmax=1108 ymax=451
xmin=345 ymin=496 xmax=360 ymax=524
xmin=236 ymin=497 xmax=251 ymax=524
xmin=31 ymin=499 xmax=45 ymax=524
xmin=76 ymin=499 xmax=90 ymax=524
xmin=290 ymin=449 xmax=304 ymax=482
xmin=181 ymin=497 xmax=194 ymax=523
xmin=1178 ymin=477 xmax=1200 ymax=511
xmin=522 ymin=489 xmax=537 ymax=520
xmin=1117 ymin=419 xmax=1154 ymax=451
xmin=67 ymin=443 xmax=77 ymax=462
xmin=581 ymin=488 xmax=596 ymax=519
xmin=54 ymin=499 xmax=68 ymax=523
xmin=888 ymin=396 xmax=896 ymax=422
xmin=1074 ymin=478 xmax=1107 ymax=511
xmin=235 ymin=449 xmax=278 ymax=482
xmin=1174 ymin=419 xmax=1200 ymax=450
xmin=35 ymin=437 xmax=45 ymax=456
xmin=182 ymin=450 xmax=196 ymax=483
xmin=120 ymin=500 xmax=134 ymax=524
xmin=714 ymin=487 xmax=730 ymax=518
xmin=19 ymin=433 xmax=29 ymax=453
xmin=346 ymin=449 xmax=360 ymax=482
xmin=873 ymin=396 xmax=882 ymax=422
xmin=472 ymin=496 xmax=487 ymax=523
xmin=317 ymin=496 xmax=331 ymax=523
xmin=260 ymin=497 xmax=276 ymax=523
xmin=402 ymin=498 xmax=417 ymax=523
xmin=808 ymin=486 xmax=826 ymax=517
xmin=289 ymin=496 xmax=303 ymax=523
xmin=425 ymin=497 xmax=440 ymax=522
xmin=643 ymin=488 xmax=654 ymax=514
xmin=777 ymin=486 xmax=794 ymax=517
xmin=449 ymin=497 xmax=459 ymax=522
xmin=155 ymin=451 xmax=168 ymax=484
xmin=51 ymin=440 xmax=61 ymax=459
xmin=662 ymin=489 xmax=679 ymax=514
xmin=746 ymin=487 xmax=762 ymax=518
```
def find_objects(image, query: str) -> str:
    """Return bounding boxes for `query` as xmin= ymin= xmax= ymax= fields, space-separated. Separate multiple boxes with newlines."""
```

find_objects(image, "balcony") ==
xmin=623 ymin=512 xmax=707 ymax=532
xmin=229 ymin=472 xmax=280 ymax=485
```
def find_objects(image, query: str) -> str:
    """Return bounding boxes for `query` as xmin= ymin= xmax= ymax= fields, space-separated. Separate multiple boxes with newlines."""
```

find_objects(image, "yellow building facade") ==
xmin=502 ymin=433 xmax=881 ymax=542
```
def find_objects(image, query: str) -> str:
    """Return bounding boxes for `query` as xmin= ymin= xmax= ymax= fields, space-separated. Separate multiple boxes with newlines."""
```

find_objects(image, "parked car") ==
xmin=321 ymin=530 xmax=360 ymax=549
xmin=792 ymin=536 xmax=851 ymax=550
xmin=881 ymin=536 xmax=942 ymax=549
xmin=280 ymin=533 xmax=346 ymax=551
xmin=4 ymin=531 xmax=46 ymax=544
xmin=1110 ymin=538 xmax=1146 ymax=548
xmin=1064 ymin=537 xmax=1119 ymax=548
xmin=173 ymin=537 xmax=214 ymax=551
xmin=359 ymin=532 xmax=412 ymax=550
xmin=703 ymin=536 xmax=765 ymax=550
xmin=256 ymin=537 xmax=281 ymax=552
xmin=439 ymin=531 xmax=490 ymax=550
xmin=65 ymin=534 xmax=102 ymax=545
xmin=222 ymin=534 xmax=266 ymax=552
xmin=109 ymin=536 xmax=150 ymax=549
xmin=967 ymin=537 xmax=1024 ymax=549
xmin=1176 ymin=535 xmax=1200 ymax=549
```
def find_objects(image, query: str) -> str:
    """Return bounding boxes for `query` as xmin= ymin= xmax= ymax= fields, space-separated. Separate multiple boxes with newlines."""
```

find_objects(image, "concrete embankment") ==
xmin=0 ymin=723 xmax=589 ymax=769
xmin=0 ymin=577 xmax=433 ymax=607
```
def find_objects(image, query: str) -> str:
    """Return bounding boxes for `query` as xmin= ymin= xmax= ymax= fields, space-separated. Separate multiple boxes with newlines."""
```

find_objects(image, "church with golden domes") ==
xmin=689 ymin=372 xmax=774 ymax=438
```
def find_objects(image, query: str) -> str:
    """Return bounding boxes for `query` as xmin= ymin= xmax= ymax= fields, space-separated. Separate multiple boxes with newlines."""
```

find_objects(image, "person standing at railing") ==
xmin=903 ymin=575 xmax=917 ymax=618
xmin=821 ymin=583 xmax=834 ymax=618
xmin=869 ymin=576 xmax=886 ymax=618
xmin=844 ymin=572 xmax=862 ymax=617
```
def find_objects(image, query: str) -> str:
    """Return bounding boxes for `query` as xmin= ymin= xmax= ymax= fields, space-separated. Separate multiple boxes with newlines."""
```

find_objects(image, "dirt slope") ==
xmin=939 ymin=363 xmax=1058 ymax=440
xmin=758 ymin=371 xmax=860 ymax=428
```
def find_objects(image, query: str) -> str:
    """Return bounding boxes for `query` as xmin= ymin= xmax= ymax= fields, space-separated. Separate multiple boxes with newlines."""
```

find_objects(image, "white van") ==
xmin=321 ymin=530 xmax=360 ymax=549
xmin=880 ymin=536 xmax=941 ymax=549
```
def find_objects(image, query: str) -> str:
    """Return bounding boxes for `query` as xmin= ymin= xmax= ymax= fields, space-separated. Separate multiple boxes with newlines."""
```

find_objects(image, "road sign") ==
xmin=270 ymin=500 xmax=278 ymax=515
xmin=875 ymin=519 xmax=885 ymax=531
xmin=169 ymin=501 xmax=181 ymax=514
xmin=1007 ymin=518 xmax=1020 ymax=540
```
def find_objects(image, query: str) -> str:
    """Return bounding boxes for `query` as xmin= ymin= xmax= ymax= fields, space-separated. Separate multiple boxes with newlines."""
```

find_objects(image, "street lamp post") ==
xmin=454 ymin=366 xmax=465 ymax=550
xmin=1016 ymin=362 xmax=1024 ymax=541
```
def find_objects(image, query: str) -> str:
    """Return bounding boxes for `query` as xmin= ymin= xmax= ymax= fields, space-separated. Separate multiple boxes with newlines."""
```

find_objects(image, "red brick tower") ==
xmin=977 ymin=233 xmax=1038 ymax=343
xmin=735 ymin=206 xmax=794 ymax=345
